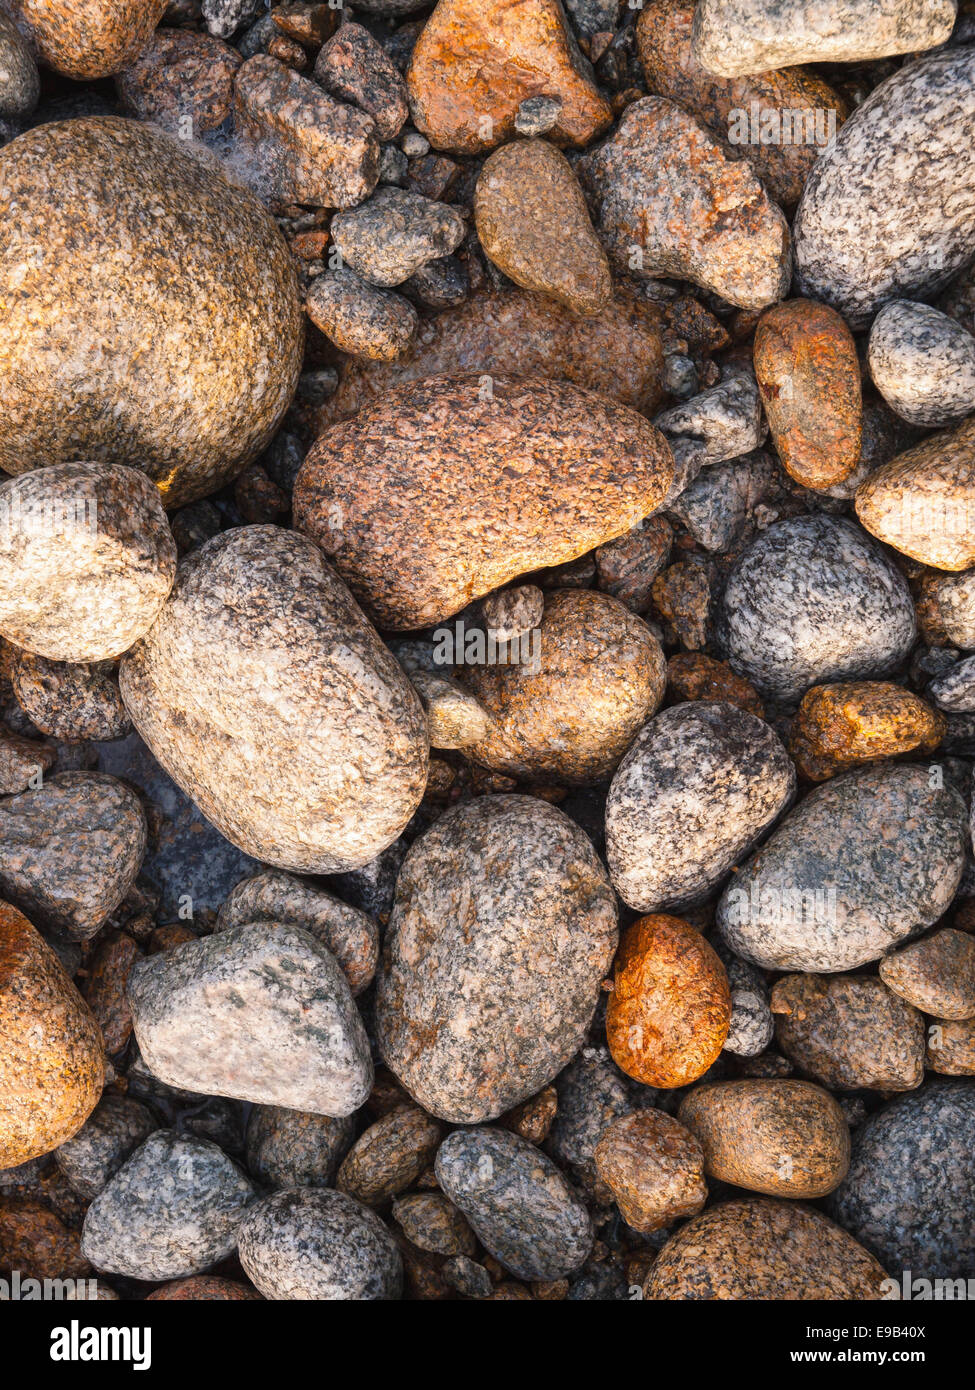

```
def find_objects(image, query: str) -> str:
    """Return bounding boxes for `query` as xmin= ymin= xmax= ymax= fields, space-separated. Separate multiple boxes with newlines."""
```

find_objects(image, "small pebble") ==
xmin=330 ymin=185 xmax=466 ymax=288
xmin=593 ymin=1109 xmax=707 ymax=1234
xmin=306 ymin=269 xmax=418 ymax=361
xmin=868 ymin=300 xmax=975 ymax=428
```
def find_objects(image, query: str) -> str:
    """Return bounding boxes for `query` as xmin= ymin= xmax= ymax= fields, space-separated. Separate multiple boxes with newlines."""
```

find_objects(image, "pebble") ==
xmin=593 ymin=1109 xmax=707 ymax=1234
xmin=668 ymin=448 xmax=780 ymax=553
xmin=330 ymin=186 xmax=465 ymax=288
xmin=929 ymin=653 xmax=975 ymax=713
xmin=0 ymin=11 xmax=38 ymax=118
xmin=718 ymin=941 xmax=774 ymax=1056
xmin=789 ymin=681 xmax=945 ymax=781
xmin=400 ymin=254 xmax=467 ymax=310
xmin=245 ymin=1106 xmax=354 ymax=1189
xmin=918 ymin=567 xmax=975 ymax=650
xmin=718 ymin=763 xmax=968 ymax=971
xmin=336 ymin=1105 xmax=443 ymax=1207
xmin=879 ymin=928 xmax=975 ymax=1020
xmin=406 ymin=0 xmax=611 ymax=155
xmin=927 ymin=1018 xmax=975 ymax=1076
xmin=10 ymin=653 xmax=131 ymax=743
xmin=314 ymin=20 xmax=408 ymax=142
xmin=514 ymin=93 xmax=562 ymax=137
xmin=146 ymin=1276 xmax=260 ymax=1300
xmin=548 ymin=1045 xmax=654 ymax=1197
xmin=474 ymin=139 xmax=610 ymax=317
xmin=594 ymin=516 xmax=673 ymax=613
xmin=481 ymin=584 xmax=544 ymax=643
xmin=666 ymin=652 xmax=764 ymax=718
xmin=20 ymin=0 xmax=167 ymax=79
xmin=868 ymin=301 xmax=975 ymax=428
xmin=237 ymin=1188 xmax=402 ymax=1300
xmin=376 ymin=796 xmax=618 ymax=1123
xmin=0 ymin=902 xmax=104 ymax=1168
xmin=392 ymin=1192 xmax=476 ymax=1257
xmin=654 ymin=370 xmax=767 ymax=486
xmin=54 ymin=1093 xmax=155 ymax=1200
xmin=115 ymin=26 xmax=241 ymax=135
xmin=435 ymin=1127 xmax=592 ymax=1281
xmin=0 ymin=1198 xmax=90 ymax=1283
xmin=0 ymin=728 xmax=53 ymax=795
xmin=128 ymin=921 xmax=373 ymax=1115
xmin=118 ymin=527 xmax=428 ymax=873
xmin=82 ymin=931 xmax=141 ymax=1054
xmin=605 ymin=701 xmax=794 ymax=912
xmin=306 ymin=269 xmax=418 ymax=361
xmin=717 ymin=515 xmax=917 ymax=702
xmin=203 ymin=0 xmax=263 ymax=39
xmin=81 ymin=1130 xmax=257 ymax=1280
xmin=270 ymin=2 xmax=337 ymax=48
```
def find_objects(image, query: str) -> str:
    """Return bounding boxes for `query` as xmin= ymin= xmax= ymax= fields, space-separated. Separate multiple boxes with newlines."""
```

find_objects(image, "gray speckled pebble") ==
xmin=929 ymin=654 xmax=975 ymax=713
xmin=306 ymin=269 xmax=417 ymax=362
xmin=55 ymin=1093 xmax=157 ymax=1201
xmin=669 ymin=449 xmax=779 ymax=553
xmin=237 ymin=1188 xmax=402 ymax=1300
xmin=0 ymin=13 xmax=38 ymax=119
xmin=717 ymin=943 xmax=774 ymax=1058
xmin=717 ymin=515 xmax=917 ymax=702
xmin=654 ymin=370 xmax=767 ymax=474
xmin=868 ymin=301 xmax=975 ymax=428
xmin=331 ymin=186 xmax=466 ymax=288
xmin=245 ymin=1105 xmax=355 ymax=1189
xmin=81 ymin=1130 xmax=257 ymax=1280
xmin=606 ymin=701 xmax=794 ymax=912
xmin=435 ymin=1127 xmax=593 ymax=1281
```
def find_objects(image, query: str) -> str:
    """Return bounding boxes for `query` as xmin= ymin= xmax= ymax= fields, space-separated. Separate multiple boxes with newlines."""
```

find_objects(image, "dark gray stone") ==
xmin=55 ymin=1093 xmax=157 ymax=1201
xmin=929 ymin=654 xmax=975 ymax=713
xmin=330 ymin=186 xmax=466 ymax=287
xmin=245 ymin=1105 xmax=355 ymax=1189
xmin=548 ymin=1045 xmax=656 ymax=1194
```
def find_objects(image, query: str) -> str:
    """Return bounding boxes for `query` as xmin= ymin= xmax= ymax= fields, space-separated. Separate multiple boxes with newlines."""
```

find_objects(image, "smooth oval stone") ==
xmin=435 ymin=1127 xmax=592 ymax=1281
xmin=868 ymin=301 xmax=975 ymax=429
xmin=794 ymin=48 xmax=975 ymax=328
xmin=237 ymin=1188 xmax=402 ymax=1300
xmin=717 ymin=763 xmax=968 ymax=972
xmin=593 ymin=1109 xmax=707 ymax=1235
xmin=19 ymin=0 xmax=168 ymax=79
xmin=605 ymin=701 xmax=795 ymax=912
xmin=305 ymin=270 xmax=418 ymax=363
xmin=336 ymin=1105 xmax=443 ymax=1208
xmin=0 ymin=117 xmax=303 ymax=507
xmin=828 ymin=1080 xmax=975 ymax=1281
xmin=119 ymin=527 xmax=429 ymax=874
xmin=879 ymin=928 xmax=975 ymax=1021
xmin=376 ymin=795 xmax=618 ymax=1123
xmin=717 ymin=515 xmax=917 ymax=702
xmin=245 ymin=1106 xmax=355 ymax=1189
xmin=10 ymin=652 xmax=131 ymax=743
xmin=294 ymin=373 xmax=674 ymax=631
xmin=0 ymin=12 xmax=38 ymax=118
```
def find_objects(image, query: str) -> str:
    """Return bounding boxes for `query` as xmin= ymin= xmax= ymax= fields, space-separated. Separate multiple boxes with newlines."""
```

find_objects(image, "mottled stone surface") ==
xmin=578 ymin=96 xmax=790 ymax=311
xmin=116 ymin=26 xmax=242 ymax=135
xmin=336 ymin=1105 xmax=442 ymax=1207
xmin=829 ymin=1080 xmax=975 ymax=1280
xmin=19 ymin=0 xmax=168 ymax=79
xmin=238 ymin=1188 xmax=402 ymax=1300
xmin=10 ymin=653 xmax=131 ymax=743
xmin=55 ymin=1093 xmax=155 ymax=1200
xmin=119 ymin=527 xmax=428 ymax=873
xmin=377 ymin=796 xmax=617 ymax=1123
xmin=918 ymin=568 xmax=975 ymax=650
xmin=81 ymin=1130 xmax=256 ymax=1280
xmin=146 ymin=1275 xmax=260 ymax=1300
xmin=593 ymin=1109 xmax=706 ymax=1234
xmin=0 ymin=118 xmax=303 ymax=507
xmin=0 ymin=728 xmax=53 ymax=795
xmin=718 ymin=763 xmax=968 ymax=972
xmin=666 ymin=653 xmax=764 ymax=718
xmin=929 ymin=653 xmax=975 ymax=712
xmin=654 ymin=370 xmax=766 ymax=473
xmin=0 ymin=12 xmax=37 ymax=118
xmin=0 ymin=464 xmax=175 ymax=663
xmin=330 ymin=186 xmax=464 ymax=287
xmin=0 ymin=902 xmax=104 ymax=1169
xmin=83 ymin=930 xmax=141 ymax=1054
xmin=0 ymin=772 xmax=146 ymax=942
xmin=314 ymin=20 xmax=407 ymax=142
xmin=481 ymin=584 xmax=544 ymax=644
xmin=436 ymin=1127 xmax=592 ymax=1280
xmin=296 ymin=373 xmax=673 ymax=630
xmin=0 ymin=1197 xmax=90 ymax=1282
xmin=392 ymin=1191 xmax=476 ymax=1256
xmin=868 ymin=301 xmax=975 ymax=429
xmin=789 ymin=682 xmax=945 ymax=781
xmin=794 ymin=49 xmax=975 ymax=328
xmin=548 ymin=1045 xmax=653 ymax=1196
xmin=245 ymin=1105 xmax=354 ymax=1189
xmin=646 ymin=1198 xmax=889 ymax=1300
xmin=406 ymin=0 xmax=611 ymax=155
xmin=717 ymin=940 xmax=774 ymax=1057
xmin=927 ymin=1017 xmax=975 ymax=1075
xmin=606 ymin=702 xmax=794 ymax=912
xmin=717 ymin=515 xmax=917 ymax=702
xmin=474 ymin=139 xmax=610 ymax=316
xmin=606 ymin=915 xmax=730 ymax=1089
xmin=306 ymin=269 xmax=417 ymax=361
xmin=128 ymin=922 xmax=373 ymax=1115
xmin=880 ymin=929 xmax=975 ymax=1020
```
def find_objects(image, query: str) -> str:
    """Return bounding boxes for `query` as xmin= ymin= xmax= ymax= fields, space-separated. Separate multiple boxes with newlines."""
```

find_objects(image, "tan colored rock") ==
xmin=788 ymin=681 xmax=945 ymax=781
xmin=879 ymin=929 xmax=975 ymax=1021
xmin=593 ymin=1109 xmax=707 ymax=1234
xmin=116 ymin=26 xmax=242 ymax=135
xmin=335 ymin=1105 xmax=443 ymax=1207
xmin=19 ymin=0 xmax=167 ymax=79
xmin=926 ymin=1017 xmax=975 ymax=1075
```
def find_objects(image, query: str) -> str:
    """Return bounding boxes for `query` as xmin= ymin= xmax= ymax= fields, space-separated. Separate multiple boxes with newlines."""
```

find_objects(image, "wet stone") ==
xmin=789 ymin=681 xmax=945 ymax=781
xmin=879 ymin=929 xmax=975 ymax=1020
xmin=11 ymin=653 xmax=131 ymax=743
xmin=314 ymin=20 xmax=407 ymax=142
xmin=868 ymin=301 xmax=975 ymax=429
xmin=593 ymin=1109 xmax=707 ymax=1234
xmin=330 ymin=186 xmax=465 ymax=288
xmin=306 ymin=269 xmax=418 ymax=361
xmin=336 ymin=1105 xmax=443 ymax=1207
xmin=55 ymin=1093 xmax=156 ymax=1201
xmin=115 ymin=26 xmax=241 ymax=135
xmin=245 ymin=1105 xmax=354 ymax=1189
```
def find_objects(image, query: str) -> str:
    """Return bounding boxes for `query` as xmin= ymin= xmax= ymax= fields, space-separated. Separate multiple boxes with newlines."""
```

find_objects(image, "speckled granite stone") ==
xmin=306 ymin=269 xmax=418 ymax=362
xmin=929 ymin=654 xmax=975 ymax=712
xmin=918 ymin=568 xmax=975 ymax=649
xmin=0 ymin=117 xmax=303 ymax=507
xmin=548 ymin=1045 xmax=655 ymax=1197
xmin=330 ymin=186 xmax=465 ymax=288
xmin=594 ymin=1109 xmax=707 ymax=1234
xmin=115 ymin=26 xmax=242 ymax=135
xmin=55 ymin=1092 xmax=155 ymax=1200
xmin=789 ymin=681 xmax=945 ymax=781
xmin=245 ymin=1105 xmax=354 ymax=1189
xmin=392 ymin=1192 xmax=476 ymax=1257
xmin=436 ymin=1127 xmax=592 ymax=1280
xmin=314 ymin=20 xmax=407 ymax=142
xmin=654 ymin=370 xmax=767 ymax=473
xmin=81 ymin=1130 xmax=257 ymax=1280
xmin=717 ymin=940 xmax=774 ymax=1057
xmin=119 ymin=527 xmax=428 ymax=873
xmin=718 ymin=763 xmax=968 ymax=972
xmin=0 ymin=728 xmax=53 ymax=795
xmin=794 ymin=48 xmax=975 ymax=328
xmin=717 ymin=515 xmax=917 ymax=702
xmin=128 ymin=922 xmax=373 ymax=1115
xmin=606 ymin=701 xmax=794 ymax=912
xmin=926 ymin=1017 xmax=975 ymax=1075
xmin=376 ymin=796 xmax=618 ymax=1123
xmin=146 ymin=1276 xmax=260 ymax=1300
xmin=880 ymin=928 xmax=975 ymax=1020
xmin=18 ymin=0 xmax=168 ymax=79
xmin=0 ymin=12 xmax=37 ymax=118
xmin=336 ymin=1104 xmax=443 ymax=1207
xmin=237 ymin=1187 xmax=402 ymax=1300
xmin=10 ymin=653 xmax=130 ymax=743
xmin=868 ymin=301 xmax=975 ymax=429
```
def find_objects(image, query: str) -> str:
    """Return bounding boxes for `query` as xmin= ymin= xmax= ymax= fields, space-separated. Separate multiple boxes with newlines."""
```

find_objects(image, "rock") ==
xmin=435 ymin=1127 xmax=592 ymax=1280
xmin=646 ymin=1197 xmax=889 ymax=1300
xmin=408 ymin=668 xmax=494 ymax=750
xmin=336 ymin=1105 xmax=442 ymax=1207
xmin=918 ymin=568 xmax=975 ymax=649
xmin=116 ymin=26 xmax=241 ymax=135
xmin=10 ymin=653 xmax=131 ymax=743
xmin=55 ymin=1093 xmax=155 ymax=1200
xmin=330 ymin=186 xmax=465 ymax=288
xmin=232 ymin=55 xmax=380 ymax=208
xmin=879 ymin=929 xmax=975 ymax=1020
xmin=789 ymin=682 xmax=945 ymax=781
xmin=753 ymin=299 xmax=861 ymax=490
xmin=474 ymin=139 xmax=610 ymax=316
xmin=82 ymin=931 xmax=141 ymax=1054
xmin=771 ymin=974 xmax=926 ymax=1091
xmin=0 ymin=12 xmax=37 ymax=118
xmin=237 ymin=1188 xmax=402 ymax=1300
xmin=0 ymin=728 xmax=53 ymax=795
xmin=718 ymin=763 xmax=968 ymax=972
xmin=855 ymin=416 xmax=975 ymax=571
xmin=400 ymin=254 xmax=467 ymax=309
xmin=606 ymin=702 xmax=794 ymax=912
xmin=678 ymin=1079 xmax=850 ymax=1198
xmin=18 ymin=0 xmax=167 ymax=79
xmin=81 ymin=1130 xmax=256 ymax=1280
xmin=718 ymin=941 xmax=774 ymax=1057
xmin=127 ymin=922 xmax=373 ymax=1115
xmin=0 ymin=463 xmax=176 ymax=662
xmin=245 ymin=1106 xmax=354 ymax=1189
xmin=593 ymin=1109 xmax=707 ymax=1234
xmin=666 ymin=653 xmax=764 ymax=718
xmin=392 ymin=1192 xmax=476 ymax=1257
xmin=376 ymin=796 xmax=618 ymax=1123
xmin=653 ymin=369 xmax=767 ymax=475
xmin=203 ymin=0 xmax=268 ymax=40
xmin=216 ymin=869 xmax=378 ymax=997
xmin=828 ymin=1080 xmax=975 ymax=1280
xmin=692 ymin=0 xmax=957 ymax=76
xmin=868 ymin=301 xmax=975 ymax=429
xmin=306 ymin=269 xmax=418 ymax=361
xmin=578 ymin=96 xmax=790 ymax=311
xmin=406 ymin=0 xmax=611 ymax=155
xmin=146 ymin=1276 xmax=260 ymax=1300
xmin=667 ymin=448 xmax=780 ymax=553
xmin=481 ymin=585 xmax=544 ymax=643
xmin=442 ymin=1253 xmax=493 ymax=1299
xmin=717 ymin=515 xmax=917 ymax=702
xmin=118 ymin=527 xmax=428 ymax=873
xmin=594 ymin=516 xmax=673 ymax=614
xmin=929 ymin=654 xmax=975 ymax=712
xmin=606 ymin=915 xmax=731 ymax=1089
xmin=794 ymin=48 xmax=975 ymax=328
xmin=295 ymin=373 xmax=673 ymax=631
xmin=314 ymin=20 xmax=407 ymax=142
xmin=0 ymin=117 xmax=302 ymax=507
xmin=0 ymin=902 xmax=104 ymax=1169
xmin=0 ymin=772 xmax=146 ymax=942
xmin=0 ymin=1198 xmax=90 ymax=1282
xmin=514 ymin=93 xmax=562 ymax=137
xmin=927 ymin=1017 xmax=975 ymax=1075
xmin=548 ymin=1045 xmax=653 ymax=1195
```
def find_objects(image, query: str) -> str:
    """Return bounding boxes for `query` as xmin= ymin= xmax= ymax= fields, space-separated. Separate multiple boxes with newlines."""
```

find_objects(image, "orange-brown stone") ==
xmin=17 ymin=0 xmax=167 ymax=79
xmin=789 ymin=681 xmax=945 ymax=781
xmin=666 ymin=652 xmax=764 ymax=718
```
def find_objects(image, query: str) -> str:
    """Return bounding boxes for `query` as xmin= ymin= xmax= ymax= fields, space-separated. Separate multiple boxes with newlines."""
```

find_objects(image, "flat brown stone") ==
xmin=116 ymin=25 xmax=242 ymax=135
xmin=593 ymin=1109 xmax=707 ymax=1234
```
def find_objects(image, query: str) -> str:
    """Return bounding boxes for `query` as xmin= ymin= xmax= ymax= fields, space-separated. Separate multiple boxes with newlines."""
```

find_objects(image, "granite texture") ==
xmin=330 ymin=186 xmax=465 ymax=287
xmin=306 ymin=269 xmax=418 ymax=362
xmin=717 ymin=941 xmax=774 ymax=1057
xmin=789 ymin=682 xmax=945 ymax=781
xmin=392 ymin=1192 xmax=477 ymax=1257
xmin=336 ymin=1104 xmax=443 ymax=1207
xmin=19 ymin=0 xmax=168 ymax=79
xmin=593 ymin=1109 xmax=707 ymax=1234
xmin=0 ymin=11 xmax=37 ymax=117
xmin=54 ymin=1092 xmax=155 ymax=1201
xmin=928 ymin=653 xmax=975 ymax=712
xmin=314 ymin=20 xmax=407 ymax=142
xmin=868 ymin=300 xmax=975 ymax=428
xmin=548 ymin=1045 xmax=655 ymax=1198
xmin=10 ymin=653 xmax=131 ymax=743
xmin=879 ymin=928 xmax=975 ymax=1020
xmin=116 ymin=25 xmax=242 ymax=135
xmin=245 ymin=1105 xmax=355 ymax=1189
